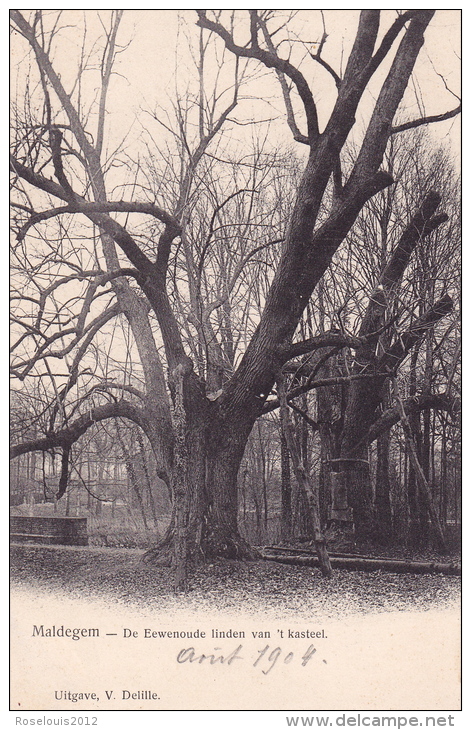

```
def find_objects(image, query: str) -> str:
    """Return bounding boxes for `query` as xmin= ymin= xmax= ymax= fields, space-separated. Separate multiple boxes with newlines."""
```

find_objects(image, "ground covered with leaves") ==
xmin=10 ymin=543 xmax=460 ymax=621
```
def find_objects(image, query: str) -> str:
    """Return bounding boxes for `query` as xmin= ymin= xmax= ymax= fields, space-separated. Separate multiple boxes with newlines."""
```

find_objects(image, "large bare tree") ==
xmin=10 ymin=10 xmax=460 ymax=587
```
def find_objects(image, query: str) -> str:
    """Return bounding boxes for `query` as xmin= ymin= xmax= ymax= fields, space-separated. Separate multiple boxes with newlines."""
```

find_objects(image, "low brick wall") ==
xmin=10 ymin=516 xmax=88 ymax=546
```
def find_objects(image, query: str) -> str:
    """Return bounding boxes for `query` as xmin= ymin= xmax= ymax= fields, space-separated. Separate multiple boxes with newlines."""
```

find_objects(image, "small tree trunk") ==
xmin=280 ymin=424 xmax=292 ymax=542
xmin=171 ymin=363 xmax=191 ymax=592
xmin=117 ymin=430 xmax=149 ymax=531
xmin=439 ymin=423 xmax=448 ymax=525
xmin=375 ymin=431 xmax=392 ymax=542
xmin=316 ymin=284 xmax=333 ymax=526
xmin=257 ymin=424 xmax=269 ymax=540
xmin=294 ymin=489 xmax=314 ymax=541
xmin=87 ymin=459 xmax=92 ymax=510
xmin=140 ymin=444 xmax=159 ymax=528
xmin=278 ymin=377 xmax=332 ymax=577
xmin=95 ymin=456 xmax=104 ymax=517
xmin=393 ymin=380 xmax=447 ymax=552
xmin=318 ymin=437 xmax=332 ymax=528
xmin=249 ymin=482 xmax=262 ymax=544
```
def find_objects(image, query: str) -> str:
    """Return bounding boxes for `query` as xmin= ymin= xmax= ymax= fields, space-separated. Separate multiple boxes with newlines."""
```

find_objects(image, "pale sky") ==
xmin=12 ymin=10 xmax=458 ymax=164
xmin=112 ymin=10 xmax=461 ymax=157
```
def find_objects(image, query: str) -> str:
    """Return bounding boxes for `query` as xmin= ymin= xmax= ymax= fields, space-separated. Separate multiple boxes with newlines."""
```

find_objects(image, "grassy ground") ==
xmin=10 ymin=542 xmax=460 ymax=621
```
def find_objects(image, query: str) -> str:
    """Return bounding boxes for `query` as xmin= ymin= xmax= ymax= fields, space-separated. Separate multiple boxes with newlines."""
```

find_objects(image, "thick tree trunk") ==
xmin=204 ymin=420 xmax=257 ymax=557
xmin=333 ymin=456 xmax=376 ymax=543
xmin=339 ymin=378 xmax=380 ymax=541
xmin=143 ymin=406 xmax=259 ymax=572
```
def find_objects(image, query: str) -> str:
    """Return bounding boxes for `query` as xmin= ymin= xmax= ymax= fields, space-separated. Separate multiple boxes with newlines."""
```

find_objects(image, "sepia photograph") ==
xmin=9 ymin=9 xmax=461 ymax=714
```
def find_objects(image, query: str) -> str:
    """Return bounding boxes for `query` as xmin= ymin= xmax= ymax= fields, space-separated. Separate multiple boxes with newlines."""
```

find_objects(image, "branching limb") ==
xmin=12 ymin=300 xmax=122 ymax=381
xmin=257 ymin=15 xmax=310 ymax=144
xmin=10 ymin=10 xmax=100 ymax=168
xmin=11 ymin=156 xmax=179 ymax=280
xmin=262 ymin=372 xmax=390 ymax=415
xmin=96 ymin=11 xmax=124 ymax=157
xmin=89 ymin=381 xmax=146 ymax=401
xmin=279 ymin=320 xmax=403 ymax=362
xmin=45 ymin=303 xmax=121 ymax=431
xmin=367 ymin=392 xmax=459 ymax=443
xmin=197 ymin=189 xmax=258 ymax=279
xmin=288 ymin=401 xmax=319 ymax=432
xmin=379 ymin=294 xmax=453 ymax=373
xmin=357 ymin=191 xmax=449 ymax=353
xmin=361 ymin=11 xmax=419 ymax=85
xmin=16 ymin=199 xmax=182 ymax=242
xmin=196 ymin=10 xmax=320 ymax=144
xmin=10 ymin=399 xmax=146 ymax=459
xmin=346 ymin=11 xmax=434 ymax=189
xmin=309 ymin=11 xmax=341 ymax=88
xmin=278 ymin=332 xmax=363 ymax=361
xmin=201 ymin=238 xmax=284 ymax=322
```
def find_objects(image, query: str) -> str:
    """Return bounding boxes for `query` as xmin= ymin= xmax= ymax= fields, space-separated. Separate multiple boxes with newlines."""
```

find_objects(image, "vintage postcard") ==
xmin=10 ymin=9 xmax=461 ymax=716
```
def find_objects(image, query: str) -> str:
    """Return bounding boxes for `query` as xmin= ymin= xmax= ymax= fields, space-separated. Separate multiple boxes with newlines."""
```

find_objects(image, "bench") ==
xmin=9 ymin=516 xmax=89 ymax=546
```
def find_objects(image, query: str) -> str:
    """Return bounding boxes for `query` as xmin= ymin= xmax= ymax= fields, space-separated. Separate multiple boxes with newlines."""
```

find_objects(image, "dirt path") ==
xmin=10 ymin=543 xmax=460 ymax=620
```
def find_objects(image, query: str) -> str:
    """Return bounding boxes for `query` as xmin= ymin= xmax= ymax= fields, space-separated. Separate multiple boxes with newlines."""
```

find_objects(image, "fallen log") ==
xmin=261 ymin=551 xmax=461 ymax=576
xmin=265 ymin=544 xmax=462 ymax=562
xmin=264 ymin=545 xmax=389 ymax=560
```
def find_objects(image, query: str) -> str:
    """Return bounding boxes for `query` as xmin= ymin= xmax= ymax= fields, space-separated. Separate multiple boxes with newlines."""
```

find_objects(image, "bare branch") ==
xmin=367 ymin=393 xmax=459 ymax=443
xmin=258 ymin=15 xmax=310 ymax=144
xmin=262 ymin=372 xmax=388 ymax=414
xmin=10 ymin=399 xmax=146 ymax=459
xmin=379 ymin=294 xmax=454 ymax=373
xmin=309 ymin=12 xmax=341 ymax=88
xmin=391 ymin=105 xmax=461 ymax=135
xmin=196 ymin=10 xmax=320 ymax=143
xmin=16 ymin=198 xmax=182 ymax=242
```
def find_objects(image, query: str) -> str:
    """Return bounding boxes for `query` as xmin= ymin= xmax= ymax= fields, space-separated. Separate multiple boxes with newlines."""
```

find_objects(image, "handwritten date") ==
xmin=176 ymin=643 xmax=320 ymax=674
